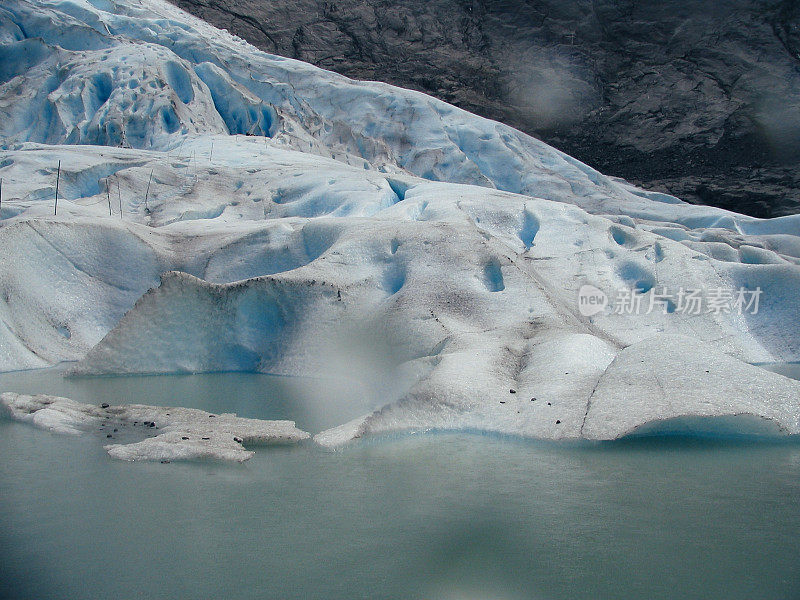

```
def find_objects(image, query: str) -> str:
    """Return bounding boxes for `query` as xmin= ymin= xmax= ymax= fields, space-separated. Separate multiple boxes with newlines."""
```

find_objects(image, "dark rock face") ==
xmin=171 ymin=0 xmax=800 ymax=217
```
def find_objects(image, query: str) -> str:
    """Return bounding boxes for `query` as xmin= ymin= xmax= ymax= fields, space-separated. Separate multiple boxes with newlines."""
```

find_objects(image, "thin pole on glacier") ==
xmin=106 ymin=182 xmax=112 ymax=216
xmin=54 ymin=160 xmax=61 ymax=216
xmin=0 ymin=177 xmax=3 ymax=217
xmin=144 ymin=168 xmax=154 ymax=213
xmin=117 ymin=177 xmax=123 ymax=219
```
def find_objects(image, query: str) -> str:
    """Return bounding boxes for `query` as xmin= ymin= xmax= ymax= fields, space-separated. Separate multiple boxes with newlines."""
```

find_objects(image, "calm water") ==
xmin=758 ymin=361 xmax=800 ymax=381
xmin=1 ymin=368 xmax=800 ymax=600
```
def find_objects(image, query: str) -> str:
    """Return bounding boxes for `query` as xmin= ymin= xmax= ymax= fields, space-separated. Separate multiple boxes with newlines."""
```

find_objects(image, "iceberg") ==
xmin=1 ymin=391 xmax=309 ymax=461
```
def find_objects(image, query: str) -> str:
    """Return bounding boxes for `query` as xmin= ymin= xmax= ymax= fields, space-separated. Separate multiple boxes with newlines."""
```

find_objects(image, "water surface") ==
xmin=0 ymin=366 xmax=374 ymax=433
xmin=758 ymin=361 xmax=800 ymax=381
xmin=1 ymin=369 xmax=799 ymax=600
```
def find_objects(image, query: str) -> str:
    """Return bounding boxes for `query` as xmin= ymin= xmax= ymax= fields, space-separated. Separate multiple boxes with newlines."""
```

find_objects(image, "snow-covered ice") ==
xmin=581 ymin=335 xmax=800 ymax=439
xmin=1 ymin=391 xmax=309 ymax=461
xmin=0 ymin=0 xmax=799 ymax=446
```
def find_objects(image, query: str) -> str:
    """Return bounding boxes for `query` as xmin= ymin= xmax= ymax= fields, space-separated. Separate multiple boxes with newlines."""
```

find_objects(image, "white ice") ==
xmin=0 ymin=0 xmax=799 ymax=446
xmin=1 ymin=392 xmax=309 ymax=461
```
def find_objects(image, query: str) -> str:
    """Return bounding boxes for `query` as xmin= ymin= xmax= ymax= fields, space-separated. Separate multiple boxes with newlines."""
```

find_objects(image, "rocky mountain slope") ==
xmin=170 ymin=0 xmax=800 ymax=218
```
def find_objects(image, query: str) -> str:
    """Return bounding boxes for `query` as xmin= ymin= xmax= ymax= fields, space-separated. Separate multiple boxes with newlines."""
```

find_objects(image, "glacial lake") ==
xmin=1 ymin=367 xmax=799 ymax=600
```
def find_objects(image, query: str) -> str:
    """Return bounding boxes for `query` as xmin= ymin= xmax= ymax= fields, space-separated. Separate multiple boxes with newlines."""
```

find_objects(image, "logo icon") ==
xmin=578 ymin=284 xmax=607 ymax=317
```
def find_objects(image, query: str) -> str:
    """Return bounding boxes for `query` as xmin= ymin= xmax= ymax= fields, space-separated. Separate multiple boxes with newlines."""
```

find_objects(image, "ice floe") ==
xmin=1 ymin=391 xmax=309 ymax=461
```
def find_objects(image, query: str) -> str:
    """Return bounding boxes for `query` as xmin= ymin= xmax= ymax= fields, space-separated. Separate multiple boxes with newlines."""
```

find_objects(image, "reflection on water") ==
xmin=0 ymin=370 xmax=799 ymax=600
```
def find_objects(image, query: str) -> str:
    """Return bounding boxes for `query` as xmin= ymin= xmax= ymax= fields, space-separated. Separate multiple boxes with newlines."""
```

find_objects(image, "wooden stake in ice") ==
xmin=117 ymin=177 xmax=123 ymax=219
xmin=54 ymin=160 xmax=61 ymax=216
xmin=144 ymin=168 xmax=154 ymax=213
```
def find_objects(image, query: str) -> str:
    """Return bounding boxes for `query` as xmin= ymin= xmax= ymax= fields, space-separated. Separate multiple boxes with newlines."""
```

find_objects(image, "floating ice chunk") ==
xmin=0 ymin=392 xmax=309 ymax=462
xmin=1 ymin=392 xmax=99 ymax=434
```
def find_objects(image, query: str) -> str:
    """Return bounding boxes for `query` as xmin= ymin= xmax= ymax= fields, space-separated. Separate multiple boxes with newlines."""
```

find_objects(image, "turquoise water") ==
xmin=758 ymin=361 xmax=800 ymax=381
xmin=0 ymin=367 xmax=378 ymax=433
xmin=1 ymin=368 xmax=800 ymax=600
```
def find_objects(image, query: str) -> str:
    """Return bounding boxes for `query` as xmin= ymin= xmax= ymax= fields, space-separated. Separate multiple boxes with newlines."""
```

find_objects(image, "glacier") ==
xmin=0 ymin=0 xmax=799 ymax=447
